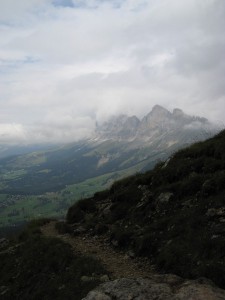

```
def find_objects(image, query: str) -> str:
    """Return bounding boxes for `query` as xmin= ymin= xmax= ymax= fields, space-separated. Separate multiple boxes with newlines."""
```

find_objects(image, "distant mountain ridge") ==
xmin=0 ymin=105 xmax=220 ymax=195
xmin=0 ymin=105 xmax=222 ymax=226
xmin=95 ymin=105 xmax=213 ymax=143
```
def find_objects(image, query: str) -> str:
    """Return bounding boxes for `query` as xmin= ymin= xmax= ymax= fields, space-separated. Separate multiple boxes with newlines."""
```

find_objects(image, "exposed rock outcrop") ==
xmin=96 ymin=105 xmax=216 ymax=144
xmin=83 ymin=277 xmax=225 ymax=300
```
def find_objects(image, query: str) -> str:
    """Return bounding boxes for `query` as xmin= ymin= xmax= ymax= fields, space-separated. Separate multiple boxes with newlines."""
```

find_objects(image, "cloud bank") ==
xmin=0 ymin=0 xmax=224 ymax=143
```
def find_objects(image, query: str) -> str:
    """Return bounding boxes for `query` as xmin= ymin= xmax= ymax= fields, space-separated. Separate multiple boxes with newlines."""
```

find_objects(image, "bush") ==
xmin=18 ymin=218 xmax=52 ymax=241
xmin=134 ymin=233 xmax=157 ymax=256
xmin=110 ymin=226 xmax=133 ymax=247
xmin=94 ymin=189 xmax=110 ymax=200
xmin=1 ymin=221 xmax=107 ymax=300
xmin=67 ymin=198 xmax=96 ymax=223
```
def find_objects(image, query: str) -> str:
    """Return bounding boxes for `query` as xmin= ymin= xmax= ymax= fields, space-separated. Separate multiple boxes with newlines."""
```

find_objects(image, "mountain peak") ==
xmin=95 ymin=105 xmax=216 ymax=142
xmin=173 ymin=108 xmax=185 ymax=117
xmin=142 ymin=105 xmax=171 ymax=125
xmin=151 ymin=105 xmax=169 ymax=114
xmin=148 ymin=105 xmax=171 ymax=118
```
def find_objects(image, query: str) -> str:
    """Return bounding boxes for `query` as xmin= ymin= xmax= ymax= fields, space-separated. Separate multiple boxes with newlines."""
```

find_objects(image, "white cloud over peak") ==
xmin=0 ymin=0 xmax=224 ymax=144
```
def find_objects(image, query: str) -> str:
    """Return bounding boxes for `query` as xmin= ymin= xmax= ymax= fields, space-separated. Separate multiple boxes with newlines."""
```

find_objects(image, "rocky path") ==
xmin=41 ymin=221 xmax=154 ymax=280
xmin=41 ymin=222 xmax=225 ymax=299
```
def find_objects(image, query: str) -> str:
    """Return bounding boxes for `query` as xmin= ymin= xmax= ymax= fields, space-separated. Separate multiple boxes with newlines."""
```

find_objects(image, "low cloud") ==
xmin=0 ymin=0 xmax=224 ymax=144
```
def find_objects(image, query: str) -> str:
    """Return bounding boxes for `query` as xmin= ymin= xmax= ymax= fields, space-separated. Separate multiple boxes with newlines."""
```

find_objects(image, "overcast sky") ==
xmin=0 ymin=0 xmax=224 ymax=144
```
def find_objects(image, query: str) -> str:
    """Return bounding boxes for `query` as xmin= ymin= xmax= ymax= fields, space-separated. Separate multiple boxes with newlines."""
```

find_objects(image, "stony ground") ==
xmin=41 ymin=221 xmax=225 ymax=300
xmin=41 ymin=221 xmax=154 ymax=280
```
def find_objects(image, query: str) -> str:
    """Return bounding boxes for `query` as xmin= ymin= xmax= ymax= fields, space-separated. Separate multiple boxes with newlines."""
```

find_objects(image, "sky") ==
xmin=0 ymin=0 xmax=224 ymax=144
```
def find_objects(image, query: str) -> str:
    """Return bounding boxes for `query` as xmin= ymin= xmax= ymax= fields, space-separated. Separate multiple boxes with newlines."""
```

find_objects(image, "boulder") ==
xmin=157 ymin=192 xmax=173 ymax=204
xmin=0 ymin=238 xmax=9 ymax=249
xmin=73 ymin=226 xmax=86 ymax=236
xmin=82 ymin=277 xmax=225 ymax=300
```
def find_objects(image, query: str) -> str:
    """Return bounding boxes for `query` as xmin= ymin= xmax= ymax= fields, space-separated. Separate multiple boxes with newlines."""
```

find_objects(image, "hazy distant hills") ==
xmin=0 ymin=105 xmax=220 ymax=195
xmin=0 ymin=144 xmax=55 ymax=160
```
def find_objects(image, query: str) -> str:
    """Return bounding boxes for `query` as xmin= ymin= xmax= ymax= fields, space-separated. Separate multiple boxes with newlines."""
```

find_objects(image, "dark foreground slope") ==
xmin=67 ymin=130 xmax=225 ymax=288
xmin=1 ymin=131 xmax=225 ymax=299
xmin=0 ymin=219 xmax=107 ymax=300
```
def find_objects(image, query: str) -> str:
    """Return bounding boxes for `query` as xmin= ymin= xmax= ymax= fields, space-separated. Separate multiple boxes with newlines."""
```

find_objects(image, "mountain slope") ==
xmin=0 ymin=106 xmax=219 ymax=195
xmin=66 ymin=129 xmax=225 ymax=288
xmin=1 ymin=130 xmax=225 ymax=299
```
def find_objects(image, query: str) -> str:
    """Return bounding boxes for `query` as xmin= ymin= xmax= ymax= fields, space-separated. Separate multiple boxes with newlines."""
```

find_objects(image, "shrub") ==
xmin=134 ymin=233 xmax=157 ymax=256
xmin=110 ymin=226 xmax=133 ymax=247
xmin=1 ymin=221 xmax=107 ymax=300
xmin=67 ymin=198 xmax=96 ymax=223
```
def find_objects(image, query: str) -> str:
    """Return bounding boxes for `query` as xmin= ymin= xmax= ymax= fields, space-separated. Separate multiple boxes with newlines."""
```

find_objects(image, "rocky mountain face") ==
xmin=0 ymin=105 xmax=221 ymax=227
xmin=0 ymin=106 xmax=220 ymax=196
xmin=96 ymin=105 xmax=213 ymax=144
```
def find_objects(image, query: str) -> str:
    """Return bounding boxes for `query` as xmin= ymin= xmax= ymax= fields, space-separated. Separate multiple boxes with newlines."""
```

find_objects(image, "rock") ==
xmin=182 ymin=199 xmax=193 ymax=208
xmin=111 ymin=239 xmax=118 ymax=247
xmin=73 ymin=226 xmax=86 ymax=235
xmin=83 ymin=291 xmax=111 ymax=300
xmin=175 ymin=281 xmax=225 ymax=299
xmin=82 ymin=277 xmax=225 ymax=300
xmin=0 ymin=238 xmax=9 ymax=249
xmin=102 ymin=204 xmax=112 ymax=218
xmin=81 ymin=276 xmax=96 ymax=283
xmin=100 ymin=275 xmax=110 ymax=282
xmin=138 ymin=185 xmax=149 ymax=192
xmin=0 ymin=286 xmax=9 ymax=296
xmin=157 ymin=192 xmax=173 ymax=204
xmin=206 ymin=208 xmax=225 ymax=218
xmin=83 ymin=278 xmax=173 ymax=300
xmin=136 ymin=197 xmax=149 ymax=208
xmin=127 ymin=250 xmax=135 ymax=259
xmin=81 ymin=275 xmax=109 ymax=284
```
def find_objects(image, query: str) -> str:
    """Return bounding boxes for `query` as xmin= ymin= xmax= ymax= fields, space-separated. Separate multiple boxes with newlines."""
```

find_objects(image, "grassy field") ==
xmin=0 ymin=165 xmax=136 ymax=227
xmin=0 ymin=155 xmax=158 ymax=227
xmin=1 ymin=169 xmax=27 ymax=180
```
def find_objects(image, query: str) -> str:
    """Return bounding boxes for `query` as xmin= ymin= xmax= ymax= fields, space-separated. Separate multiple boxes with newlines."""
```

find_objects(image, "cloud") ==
xmin=0 ymin=0 xmax=224 ymax=144
xmin=0 ymin=123 xmax=27 ymax=144
xmin=53 ymin=0 xmax=74 ymax=8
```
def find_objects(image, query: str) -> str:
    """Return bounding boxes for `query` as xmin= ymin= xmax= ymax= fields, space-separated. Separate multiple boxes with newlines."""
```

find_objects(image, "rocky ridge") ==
xmin=95 ymin=105 xmax=215 ymax=143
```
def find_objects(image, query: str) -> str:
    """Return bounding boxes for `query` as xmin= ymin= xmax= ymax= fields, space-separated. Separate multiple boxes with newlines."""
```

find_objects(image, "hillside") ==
xmin=0 ymin=106 xmax=217 ymax=195
xmin=0 ymin=106 xmax=220 ymax=227
xmin=66 ymin=129 xmax=225 ymax=288
xmin=1 ymin=130 xmax=225 ymax=299
xmin=0 ymin=219 xmax=108 ymax=299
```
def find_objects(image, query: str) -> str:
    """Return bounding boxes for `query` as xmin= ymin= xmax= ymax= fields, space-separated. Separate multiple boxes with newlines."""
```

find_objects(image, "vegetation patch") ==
xmin=0 ymin=219 xmax=107 ymax=300
xmin=66 ymin=130 xmax=225 ymax=289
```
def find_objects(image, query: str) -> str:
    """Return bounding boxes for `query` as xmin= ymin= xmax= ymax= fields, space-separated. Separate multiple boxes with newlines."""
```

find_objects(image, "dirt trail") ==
xmin=41 ymin=221 xmax=154 ymax=279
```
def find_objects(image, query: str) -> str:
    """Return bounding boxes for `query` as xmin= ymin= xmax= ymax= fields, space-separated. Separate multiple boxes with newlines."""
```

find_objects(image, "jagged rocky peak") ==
xmin=151 ymin=104 xmax=171 ymax=115
xmin=173 ymin=108 xmax=185 ymax=117
xmin=139 ymin=105 xmax=172 ymax=132
xmin=124 ymin=115 xmax=140 ymax=127
xmin=95 ymin=105 xmax=214 ymax=141
xmin=99 ymin=114 xmax=140 ymax=140
xmin=145 ymin=105 xmax=172 ymax=121
xmin=97 ymin=114 xmax=127 ymax=131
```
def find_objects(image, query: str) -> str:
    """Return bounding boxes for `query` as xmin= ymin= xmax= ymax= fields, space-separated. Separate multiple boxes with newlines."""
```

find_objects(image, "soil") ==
xmin=41 ymin=221 xmax=154 ymax=279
